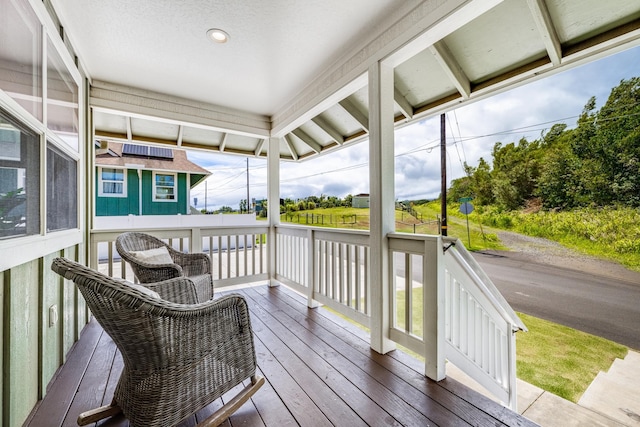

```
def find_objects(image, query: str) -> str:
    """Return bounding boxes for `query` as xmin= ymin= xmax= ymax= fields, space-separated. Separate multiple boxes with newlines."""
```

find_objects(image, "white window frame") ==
xmin=98 ymin=167 xmax=127 ymax=197
xmin=153 ymin=171 xmax=177 ymax=202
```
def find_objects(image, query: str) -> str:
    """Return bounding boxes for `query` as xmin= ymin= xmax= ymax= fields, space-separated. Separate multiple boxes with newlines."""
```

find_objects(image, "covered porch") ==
xmin=3 ymin=0 xmax=640 ymax=426
xmin=26 ymin=284 xmax=536 ymax=427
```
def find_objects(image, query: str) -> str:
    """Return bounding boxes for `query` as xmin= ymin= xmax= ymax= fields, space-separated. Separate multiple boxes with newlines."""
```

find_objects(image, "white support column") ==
xmin=369 ymin=60 xmax=396 ymax=354
xmin=423 ymin=236 xmax=445 ymax=381
xmin=267 ymin=137 xmax=280 ymax=288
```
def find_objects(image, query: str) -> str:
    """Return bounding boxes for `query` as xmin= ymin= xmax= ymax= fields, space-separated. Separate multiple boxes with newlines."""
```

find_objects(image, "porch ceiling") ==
xmin=50 ymin=0 xmax=640 ymax=161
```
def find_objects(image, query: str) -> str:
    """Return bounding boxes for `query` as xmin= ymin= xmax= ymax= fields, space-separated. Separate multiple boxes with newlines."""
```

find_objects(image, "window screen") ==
xmin=47 ymin=143 xmax=77 ymax=231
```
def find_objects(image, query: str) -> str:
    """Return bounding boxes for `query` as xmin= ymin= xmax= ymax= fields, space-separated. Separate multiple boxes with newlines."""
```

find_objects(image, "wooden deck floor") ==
xmin=26 ymin=285 xmax=537 ymax=427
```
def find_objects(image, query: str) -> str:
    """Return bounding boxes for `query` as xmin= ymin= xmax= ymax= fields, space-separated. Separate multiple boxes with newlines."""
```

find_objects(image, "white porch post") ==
xmin=369 ymin=60 xmax=396 ymax=354
xmin=267 ymin=137 xmax=280 ymax=288
xmin=423 ymin=236 xmax=445 ymax=380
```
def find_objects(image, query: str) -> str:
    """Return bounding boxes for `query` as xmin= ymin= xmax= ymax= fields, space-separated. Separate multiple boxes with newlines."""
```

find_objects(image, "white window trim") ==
xmin=98 ymin=166 xmax=127 ymax=197
xmin=153 ymin=171 xmax=177 ymax=202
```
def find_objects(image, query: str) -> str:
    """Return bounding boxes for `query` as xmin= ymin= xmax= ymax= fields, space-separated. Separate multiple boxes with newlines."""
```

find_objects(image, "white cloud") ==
xmin=188 ymin=45 xmax=640 ymax=210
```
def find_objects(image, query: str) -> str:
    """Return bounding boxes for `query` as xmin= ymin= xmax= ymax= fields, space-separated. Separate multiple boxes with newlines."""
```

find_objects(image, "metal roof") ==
xmin=50 ymin=0 xmax=640 ymax=161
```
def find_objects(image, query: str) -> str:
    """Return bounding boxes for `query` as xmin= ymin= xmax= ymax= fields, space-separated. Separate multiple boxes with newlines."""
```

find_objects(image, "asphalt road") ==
xmin=472 ymin=250 xmax=640 ymax=350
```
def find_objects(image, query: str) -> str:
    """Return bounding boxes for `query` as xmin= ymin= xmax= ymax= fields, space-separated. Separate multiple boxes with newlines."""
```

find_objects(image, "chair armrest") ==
xmin=132 ymin=262 xmax=183 ymax=283
xmin=142 ymin=277 xmax=199 ymax=304
xmin=168 ymin=248 xmax=211 ymax=276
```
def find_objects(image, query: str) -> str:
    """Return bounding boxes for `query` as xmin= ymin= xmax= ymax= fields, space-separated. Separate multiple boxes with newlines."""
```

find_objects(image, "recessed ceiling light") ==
xmin=206 ymin=28 xmax=230 ymax=43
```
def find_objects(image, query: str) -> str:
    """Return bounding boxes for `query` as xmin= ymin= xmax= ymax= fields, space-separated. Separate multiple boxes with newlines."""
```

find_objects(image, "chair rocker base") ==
xmin=76 ymin=376 xmax=264 ymax=427
xmin=199 ymin=375 xmax=265 ymax=427
xmin=77 ymin=403 xmax=122 ymax=425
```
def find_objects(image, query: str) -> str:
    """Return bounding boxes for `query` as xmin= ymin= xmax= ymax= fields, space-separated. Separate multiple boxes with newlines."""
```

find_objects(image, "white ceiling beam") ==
xmin=91 ymin=80 xmax=270 ymax=138
xmin=291 ymin=128 xmax=322 ymax=154
xmin=311 ymin=115 xmax=344 ymax=145
xmin=429 ymin=41 xmax=471 ymax=99
xmin=526 ymin=0 xmax=562 ymax=66
xmin=255 ymin=138 xmax=266 ymax=157
xmin=284 ymin=134 xmax=299 ymax=161
xmin=394 ymin=87 xmax=414 ymax=119
xmin=219 ymin=133 xmax=229 ymax=152
xmin=338 ymin=98 xmax=369 ymax=131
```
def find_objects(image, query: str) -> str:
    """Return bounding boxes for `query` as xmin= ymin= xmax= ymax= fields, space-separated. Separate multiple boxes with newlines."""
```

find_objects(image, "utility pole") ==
xmin=204 ymin=180 xmax=208 ymax=212
xmin=440 ymin=113 xmax=447 ymax=236
xmin=246 ymin=158 xmax=250 ymax=213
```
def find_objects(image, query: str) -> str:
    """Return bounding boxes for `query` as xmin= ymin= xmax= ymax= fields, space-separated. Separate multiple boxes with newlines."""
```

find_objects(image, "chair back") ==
xmin=116 ymin=232 xmax=177 ymax=283
xmin=51 ymin=257 xmax=171 ymax=367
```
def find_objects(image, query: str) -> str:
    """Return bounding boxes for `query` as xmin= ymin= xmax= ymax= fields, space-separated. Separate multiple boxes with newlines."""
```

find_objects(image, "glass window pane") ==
xmin=0 ymin=107 xmax=40 ymax=239
xmin=103 ymin=182 xmax=123 ymax=194
xmin=102 ymin=168 xmax=123 ymax=181
xmin=154 ymin=172 xmax=176 ymax=201
xmin=47 ymin=37 xmax=79 ymax=151
xmin=47 ymin=142 xmax=77 ymax=231
xmin=0 ymin=0 xmax=43 ymax=120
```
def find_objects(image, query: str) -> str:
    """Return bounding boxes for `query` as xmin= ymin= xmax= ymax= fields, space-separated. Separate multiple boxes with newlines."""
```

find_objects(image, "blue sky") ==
xmin=188 ymin=45 xmax=639 ymax=211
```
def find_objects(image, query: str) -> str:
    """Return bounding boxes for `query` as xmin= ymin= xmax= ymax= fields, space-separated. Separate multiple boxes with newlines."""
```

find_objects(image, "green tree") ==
xmin=490 ymin=138 xmax=541 ymax=210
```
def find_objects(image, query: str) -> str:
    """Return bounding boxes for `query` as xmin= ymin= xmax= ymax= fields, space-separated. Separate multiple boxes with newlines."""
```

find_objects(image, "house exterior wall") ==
xmin=2 ymin=245 xmax=87 ymax=427
xmin=95 ymin=169 xmax=139 ymax=216
xmin=0 ymin=1 xmax=89 ymax=426
xmin=96 ymin=170 xmax=188 ymax=216
xmin=141 ymin=171 xmax=188 ymax=215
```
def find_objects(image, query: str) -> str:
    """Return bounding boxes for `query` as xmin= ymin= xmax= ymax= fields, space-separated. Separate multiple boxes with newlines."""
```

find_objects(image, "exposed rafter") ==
xmin=284 ymin=134 xmax=299 ymax=160
xmin=219 ymin=133 xmax=229 ymax=152
xmin=126 ymin=116 xmax=132 ymax=141
xmin=429 ymin=41 xmax=471 ymax=99
xmin=177 ymin=125 xmax=183 ymax=146
xmin=393 ymin=87 xmax=414 ymax=120
xmin=291 ymin=128 xmax=322 ymax=153
xmin=526 ymin=0 xmax=562 ymax=66
xmin=338 ymin=98 xmax=369 ymax=131
xmin=254 ymin=138 xmax=266 ymax=157
xmin=311 ymin=115 xmax=344 ymax=145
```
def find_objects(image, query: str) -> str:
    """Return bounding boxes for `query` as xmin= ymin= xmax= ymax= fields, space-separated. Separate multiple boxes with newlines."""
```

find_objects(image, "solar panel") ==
xmin=149 ymin=147 xmax=174 ymax=159
xmin=122 ymin=144 xmax=174 ymax=159
xmin=122 ymin=143 xmax=147 ymax=156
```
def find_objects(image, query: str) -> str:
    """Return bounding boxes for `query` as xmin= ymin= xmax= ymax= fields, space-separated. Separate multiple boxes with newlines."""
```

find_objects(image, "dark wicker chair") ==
xmin=116 ymin=231 xmax=214 ymax=301
xmin=51 ymin=257 xmax=263 ymax=427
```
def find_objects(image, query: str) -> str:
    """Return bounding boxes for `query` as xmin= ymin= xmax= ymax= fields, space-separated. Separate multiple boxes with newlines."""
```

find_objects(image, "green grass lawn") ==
xmin=516 ymin=312 xmax=627 ymax=402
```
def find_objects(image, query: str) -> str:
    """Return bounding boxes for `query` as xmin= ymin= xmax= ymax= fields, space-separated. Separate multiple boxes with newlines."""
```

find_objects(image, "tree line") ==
xmin=449 ymin=77 xmax=640 ymax=211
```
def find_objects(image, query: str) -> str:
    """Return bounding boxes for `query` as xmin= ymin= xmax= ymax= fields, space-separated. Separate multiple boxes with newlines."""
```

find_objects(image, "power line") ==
xmin=193 ymin=106 xmax=640 ymax=197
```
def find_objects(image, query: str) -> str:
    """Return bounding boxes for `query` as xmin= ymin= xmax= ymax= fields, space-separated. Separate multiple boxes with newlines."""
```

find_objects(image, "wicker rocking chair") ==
xmin=116 ymin=231 xmax=214 ymax=301
xmin=51 ymin=257 xmax=263 ymax=427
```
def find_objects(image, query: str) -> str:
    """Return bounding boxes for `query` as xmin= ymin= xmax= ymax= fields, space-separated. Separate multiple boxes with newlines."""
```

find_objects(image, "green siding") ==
xmin=1 ymin=246 xmax=85 ymax=427
xmin=142 ymin=171 xmax=187 ymax=215
xmin=5 ymin=260 xmax=40 ymax=427
xmin=95 ymin=169 xmax=139 ymax=216
xmin=40 ymin=252 xmax=63 ymax=396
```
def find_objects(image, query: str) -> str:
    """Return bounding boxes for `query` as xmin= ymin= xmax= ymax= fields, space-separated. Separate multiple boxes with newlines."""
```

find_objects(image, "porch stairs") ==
xmin=577 ymin=350 xmax=640 ymax=426
xmin=449 ymin=350 xmax=640 ymax=426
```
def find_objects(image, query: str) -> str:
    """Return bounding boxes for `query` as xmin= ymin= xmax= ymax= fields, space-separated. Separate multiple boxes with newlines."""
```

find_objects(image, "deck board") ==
xmin=26 ymin=284 xmax=538 ymax=427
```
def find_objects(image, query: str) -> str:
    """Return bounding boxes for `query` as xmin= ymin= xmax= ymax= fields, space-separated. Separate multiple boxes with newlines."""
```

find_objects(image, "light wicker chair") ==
xmin=116 ymin=231 xmax=214 ymax=301
xmin=51 ymin=257 xmax=263 ymax=427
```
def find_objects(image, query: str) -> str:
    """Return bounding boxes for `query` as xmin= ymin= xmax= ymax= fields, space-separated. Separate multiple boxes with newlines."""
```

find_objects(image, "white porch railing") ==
xmin=89 ymin=224 xmax=524 ymax=410
xmin=274 ymin=225 xmax=371 ymax=327
xmin=441 ymin=236 xmax=527 ymax=410
xmin=90 ymin=225 xmax=269 ymax=290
